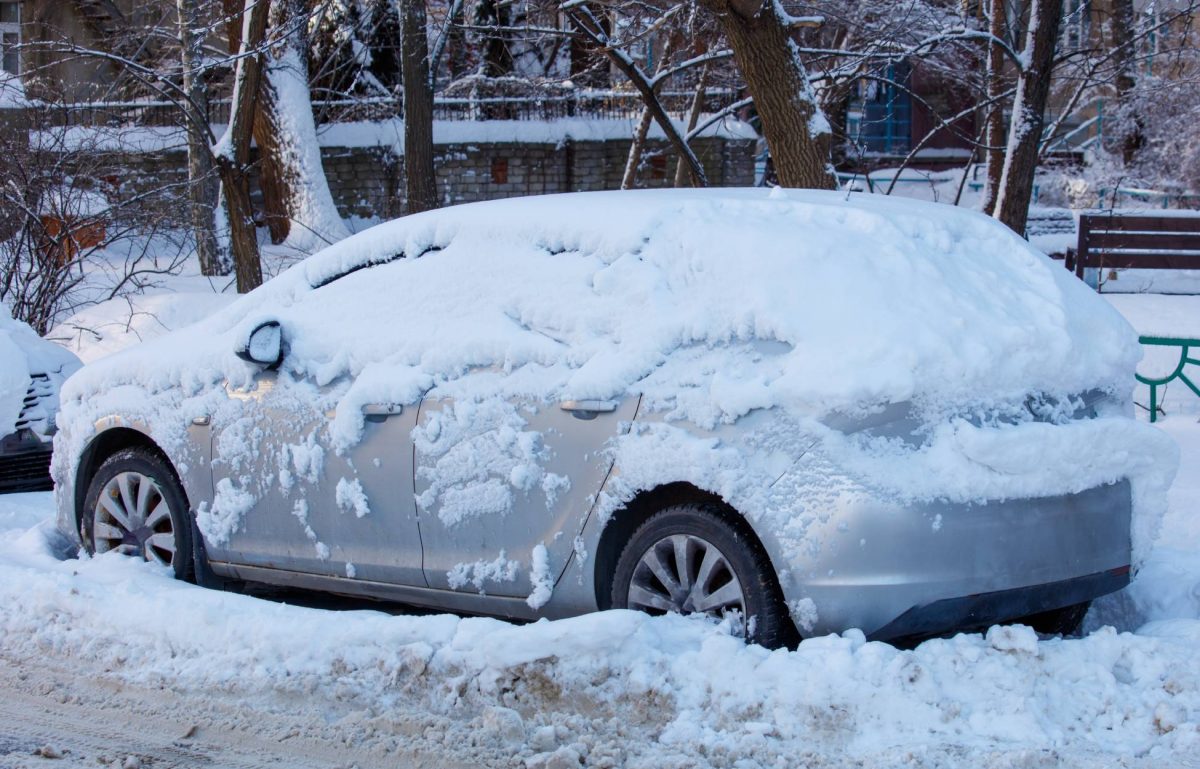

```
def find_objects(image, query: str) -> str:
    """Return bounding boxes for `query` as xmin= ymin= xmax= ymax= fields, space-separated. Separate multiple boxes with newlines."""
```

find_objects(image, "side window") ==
xmin=0 ymin=2 xmax=18 ymax=76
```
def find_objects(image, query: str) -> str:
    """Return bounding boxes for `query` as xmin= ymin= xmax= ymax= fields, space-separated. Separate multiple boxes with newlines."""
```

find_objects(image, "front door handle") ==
xmin=559 ymin=399 xmax=618 ymax=419
xmin=362 ymin=403 xmax=404 ymax=418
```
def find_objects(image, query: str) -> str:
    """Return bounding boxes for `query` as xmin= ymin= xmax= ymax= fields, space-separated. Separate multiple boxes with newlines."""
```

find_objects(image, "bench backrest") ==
xmin=1075 ymin=212 xmax=1200 ymax=280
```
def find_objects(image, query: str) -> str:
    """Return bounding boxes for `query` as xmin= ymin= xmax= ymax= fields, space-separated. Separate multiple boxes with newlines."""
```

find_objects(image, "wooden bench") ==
xmin=1070 ymin=212 xmax=1200 ymax=421
xmin=1071 ymin=211 xmax=1200 ymax=284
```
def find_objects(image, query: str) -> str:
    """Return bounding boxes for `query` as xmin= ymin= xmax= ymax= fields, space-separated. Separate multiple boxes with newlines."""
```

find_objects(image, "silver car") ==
xmin=54 ymin=190 xmax=1146 ymax=647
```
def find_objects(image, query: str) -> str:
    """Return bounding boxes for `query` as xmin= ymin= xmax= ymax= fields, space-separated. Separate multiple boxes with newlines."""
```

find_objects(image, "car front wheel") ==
xmin=82 ymin=447 xmax=193 ymax=581
xmin=610 ymin=504 xmax=796 ymax=648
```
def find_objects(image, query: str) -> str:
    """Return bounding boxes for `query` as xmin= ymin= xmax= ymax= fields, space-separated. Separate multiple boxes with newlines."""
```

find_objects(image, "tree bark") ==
xmin=177 ymin=0 xmax=229 ymax=276
xmin=675 ymin=63 xmax=710 ymax=187
xmin=215 ymin=0 xmax=267 ymax=293
xmin=474 ymin=0 xmax=513 ymax=77
xmin=994 ymin=0 xmax=1063 ymax=236
xmin=400 ymin=0 xmax=438 ymax=214
xmin=622 ymin=107 xmax=655 ymax=190
xmin=253 ymin=0 xmax=351 ymax=251
xmin=982 ymin=0 xmax=1006 ymax=214
xmin=1110 ymin=0 xmax=1143 ymax=165
xmin=699 ymin=0 xmax=835 ymax=189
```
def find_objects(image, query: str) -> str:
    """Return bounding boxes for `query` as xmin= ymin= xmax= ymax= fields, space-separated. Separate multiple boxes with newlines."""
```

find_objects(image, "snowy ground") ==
xmin=4 ymin=239 xmax=1200 ymax=768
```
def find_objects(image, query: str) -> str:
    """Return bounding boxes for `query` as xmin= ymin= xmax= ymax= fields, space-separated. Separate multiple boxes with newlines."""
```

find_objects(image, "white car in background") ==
xmin=1 ymin=305 xmax=81 ymax=493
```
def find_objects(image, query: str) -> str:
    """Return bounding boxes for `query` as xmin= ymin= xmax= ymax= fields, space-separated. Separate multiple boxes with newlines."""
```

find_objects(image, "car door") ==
xmin=204 ymin=368 xmax=424 ymax=585
xmin=414 ymin=389 xmax=638 ymax=600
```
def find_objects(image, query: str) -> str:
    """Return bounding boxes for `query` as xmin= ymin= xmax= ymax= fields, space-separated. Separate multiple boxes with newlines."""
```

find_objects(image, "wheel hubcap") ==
xmin=626 ymin=534 xmax=746 ymax=624
xmin=93 ymin=471 xmax=175 ymax=567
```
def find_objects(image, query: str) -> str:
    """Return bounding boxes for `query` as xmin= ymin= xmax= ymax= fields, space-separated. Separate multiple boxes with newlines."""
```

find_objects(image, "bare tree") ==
xmin=980 ymin=0 xmax=1007 ymax=213
xmin=401 ymin=0 xmax=438 ymax=213
xmin=253 ymin=0 xmax=351 ymax=250
xmin=176 ymin=0 xmax=229 ymax=277
xmin=699 ymin=0 xmax=834 ymax=189
xmin=214 ymin=0 xmax=269 ymax=292
xmin=993 ymin=0 xmax=1063 ymax=235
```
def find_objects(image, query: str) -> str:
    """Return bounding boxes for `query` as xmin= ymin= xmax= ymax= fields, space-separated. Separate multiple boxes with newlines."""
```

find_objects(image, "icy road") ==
xmin=2 ymin=419 xmax=1200 ymax=769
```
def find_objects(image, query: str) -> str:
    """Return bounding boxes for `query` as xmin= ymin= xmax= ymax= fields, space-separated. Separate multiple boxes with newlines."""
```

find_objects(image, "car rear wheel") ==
xmin=82 ymin=447 xmax=193 ymax=581
xmin=610 ymin=504 xmax=796 ymax=648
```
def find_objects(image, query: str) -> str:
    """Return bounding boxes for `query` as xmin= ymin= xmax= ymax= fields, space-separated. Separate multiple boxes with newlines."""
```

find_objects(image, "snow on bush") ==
xmin=53 ymin=189 xmax=1175 ymax=566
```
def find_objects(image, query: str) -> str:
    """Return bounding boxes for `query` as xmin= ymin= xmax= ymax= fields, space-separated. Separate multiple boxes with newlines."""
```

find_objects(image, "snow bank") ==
xmin=2 ymin=500 xmax=1199 ymax=766
xmin=54 ymin=189 xmax=1172 ymax=569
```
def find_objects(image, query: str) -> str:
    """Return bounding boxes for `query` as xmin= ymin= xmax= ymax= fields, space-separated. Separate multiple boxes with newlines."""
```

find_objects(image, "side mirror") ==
xmin=235 ymin=320 xmax=284 ymax=368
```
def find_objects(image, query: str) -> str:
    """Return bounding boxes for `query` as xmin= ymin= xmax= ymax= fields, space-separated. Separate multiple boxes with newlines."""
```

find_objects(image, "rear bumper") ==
xmin=870 ymin=567 xmax=1130 ymax=641
xmin=776 ymin=479 xmax=1133 ymax=639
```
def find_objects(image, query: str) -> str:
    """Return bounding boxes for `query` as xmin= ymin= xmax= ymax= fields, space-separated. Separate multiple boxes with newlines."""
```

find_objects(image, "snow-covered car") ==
xmin=52 ymin=190 xmax=1175 ymax=647
xmin=1 ymin=305 xmax=81 ymax=493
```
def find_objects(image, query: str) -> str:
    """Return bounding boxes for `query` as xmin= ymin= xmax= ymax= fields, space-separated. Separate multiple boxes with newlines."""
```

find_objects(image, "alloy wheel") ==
xmin=92 ymin=471 xmax=176 ymax=567
xmin=625 ymin=534 xmax=747 ymax=621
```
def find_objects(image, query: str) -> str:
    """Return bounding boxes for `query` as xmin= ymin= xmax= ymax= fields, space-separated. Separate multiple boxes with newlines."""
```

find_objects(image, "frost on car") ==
xmin=52 ymin=189 xmax=1177 ymax=647
xmin=0 ymin=303 xmax=81 ymax=493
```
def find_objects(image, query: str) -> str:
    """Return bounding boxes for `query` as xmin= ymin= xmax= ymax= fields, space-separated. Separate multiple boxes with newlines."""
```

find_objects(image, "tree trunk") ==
xmin=215 ymin=0 xmax=267 ymax=293
xmin=994 ymin=0 xmax=1063 ymax=236
xmin=675 ymin=64 xmax=710 ymax=187
xmin=1110 ymin=0 xmax=1143 ymax=165
xmin=474 ymin=0 xmax=513 ymax=77
xmin=177 ymin=0 xmax=229 ymax=276
xmin=982 ymin=0 xmax=1006 ymax=214
xmin=700 ymin=0 xmax=835 ymax=189
xmin=622 ymin=107 xmax=654 ymax=190
xmin=222 ymin=0 xmax=288 ymax=245
xmin=400 ymin=0 xmax=438 ymax=214
xmin=252 ymin=0 xmax=351 ymax=252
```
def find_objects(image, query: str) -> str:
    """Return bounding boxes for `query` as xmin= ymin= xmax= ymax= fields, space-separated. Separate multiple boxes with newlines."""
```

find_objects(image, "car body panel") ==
xmin=414 ymin=393 xmax=638 ymax=597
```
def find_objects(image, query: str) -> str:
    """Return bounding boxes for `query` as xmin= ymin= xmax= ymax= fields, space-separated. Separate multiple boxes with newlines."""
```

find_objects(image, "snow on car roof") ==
xmin=66 ymin=187 xmax=1139 ymax=430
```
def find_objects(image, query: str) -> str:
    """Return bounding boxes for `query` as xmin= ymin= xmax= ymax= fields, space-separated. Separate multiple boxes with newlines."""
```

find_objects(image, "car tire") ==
xmin=1018 ymin=601 xmax=1090 ymax=636
xmin=81 ymin=447 xmax=194 ymax=581
xmin=610 ymin=503 xmax=797 ymax=649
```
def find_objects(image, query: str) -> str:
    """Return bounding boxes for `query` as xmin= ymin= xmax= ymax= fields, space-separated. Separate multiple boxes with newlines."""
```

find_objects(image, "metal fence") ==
xmin=43 ymin=90 xmax=744 ymax=128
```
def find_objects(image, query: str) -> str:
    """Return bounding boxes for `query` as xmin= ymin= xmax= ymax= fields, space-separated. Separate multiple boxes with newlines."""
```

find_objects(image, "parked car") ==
xmin=52 ymin=190 xmax=1171 ymax=647
xmin=1 ymin=306 xmax=81 ymax=493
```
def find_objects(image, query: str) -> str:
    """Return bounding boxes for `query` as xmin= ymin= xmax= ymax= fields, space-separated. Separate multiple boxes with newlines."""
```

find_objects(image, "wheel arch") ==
xmin=73 ymin=426 xmax=179 ymax=535
xmin=592 ymin=481 xmax=781 ymax=611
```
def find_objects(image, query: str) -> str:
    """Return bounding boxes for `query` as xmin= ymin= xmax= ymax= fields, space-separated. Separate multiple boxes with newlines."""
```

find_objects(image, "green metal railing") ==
xmin=1138 ymin=336 xmax=1200 ymax=422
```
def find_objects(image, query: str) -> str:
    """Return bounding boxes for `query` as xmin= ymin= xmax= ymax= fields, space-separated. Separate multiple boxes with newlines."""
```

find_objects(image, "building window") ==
xmin=849 ymin=62 xmax=912 ymax=155
xmin=0 ymin=1 xmax=19 ymax=75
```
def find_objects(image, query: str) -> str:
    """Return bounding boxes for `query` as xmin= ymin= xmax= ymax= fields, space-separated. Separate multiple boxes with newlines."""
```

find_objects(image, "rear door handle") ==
xmin=559 ymin=399 xmax=618 ymax=418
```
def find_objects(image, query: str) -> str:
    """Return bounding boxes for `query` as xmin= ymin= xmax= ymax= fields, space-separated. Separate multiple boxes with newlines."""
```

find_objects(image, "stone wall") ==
xmin=319 ymin=136 xmax=757 ymax=219
xmin=106 ymin=134 xmax=757 ymax=223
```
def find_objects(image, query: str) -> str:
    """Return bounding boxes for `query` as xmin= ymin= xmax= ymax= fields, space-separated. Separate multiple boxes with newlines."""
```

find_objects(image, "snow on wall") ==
xmin=54 ymin=189 xmax=1174 ymax=571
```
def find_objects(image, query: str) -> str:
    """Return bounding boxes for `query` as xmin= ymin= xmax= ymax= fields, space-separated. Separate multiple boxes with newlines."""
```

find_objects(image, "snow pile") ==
xmin=53 ymin=189 xmax=1173 ymax=572
xmin=1 ymin=499 xmax=1199 ymax=767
